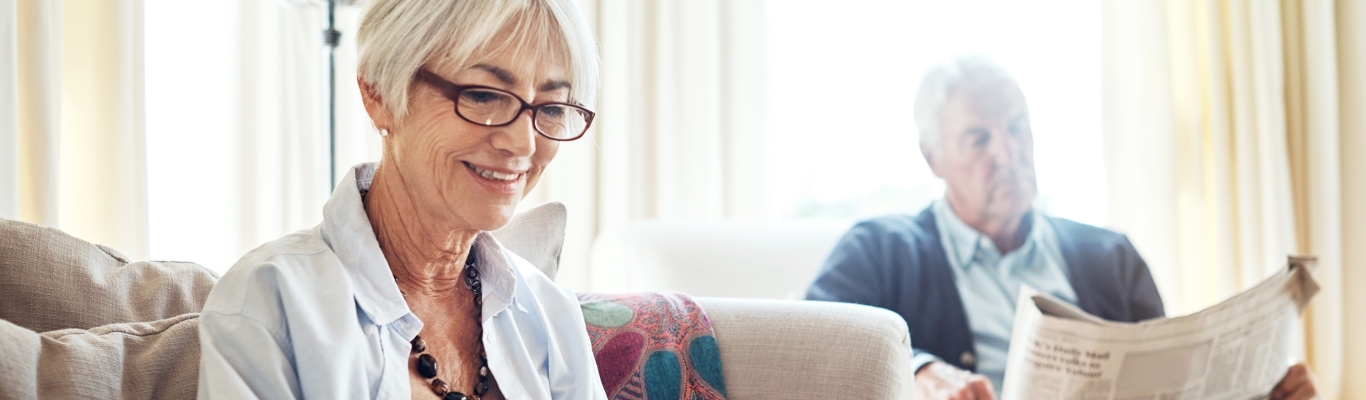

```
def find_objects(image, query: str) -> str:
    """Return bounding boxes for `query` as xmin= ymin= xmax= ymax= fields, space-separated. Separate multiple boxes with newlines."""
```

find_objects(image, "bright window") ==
xmin=144 ymin=0 xmax=240 ymax=269
xmin=767 ymin=0 xmax=1106 ymax=226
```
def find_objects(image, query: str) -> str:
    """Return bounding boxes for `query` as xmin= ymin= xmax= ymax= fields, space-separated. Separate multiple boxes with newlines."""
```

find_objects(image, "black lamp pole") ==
xmin=324 ymin=0 xmax=341 ymax=188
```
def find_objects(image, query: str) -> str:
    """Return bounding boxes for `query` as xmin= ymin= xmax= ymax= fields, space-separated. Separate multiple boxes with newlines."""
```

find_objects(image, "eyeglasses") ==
xmin=415 ymin=68 xmax=595 ymax=141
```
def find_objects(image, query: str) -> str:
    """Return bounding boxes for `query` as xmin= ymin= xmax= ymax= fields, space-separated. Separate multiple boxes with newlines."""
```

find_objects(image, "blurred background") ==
xmin=1 ymin=0 xmax=1363 ymax=397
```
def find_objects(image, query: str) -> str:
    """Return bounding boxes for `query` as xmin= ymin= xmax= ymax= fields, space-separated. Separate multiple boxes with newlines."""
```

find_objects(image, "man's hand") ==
xmin=1271 ymin=362 xmax=1320 ymax=400
xmin=914 ymin=361 xmax=996 ymax=400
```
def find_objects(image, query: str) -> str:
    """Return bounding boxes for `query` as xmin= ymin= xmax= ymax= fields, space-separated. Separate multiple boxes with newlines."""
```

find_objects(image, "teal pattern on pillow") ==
xmin=578 ymin=293 xmax=728 ymax=400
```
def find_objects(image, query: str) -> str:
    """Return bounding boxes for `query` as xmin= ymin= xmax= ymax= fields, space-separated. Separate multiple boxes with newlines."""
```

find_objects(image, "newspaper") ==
xmin=1000 ymin=256 xmax=1320 ymax=400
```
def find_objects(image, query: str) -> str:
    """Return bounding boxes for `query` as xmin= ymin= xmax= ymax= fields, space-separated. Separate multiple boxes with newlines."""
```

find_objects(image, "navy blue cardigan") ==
xmin=805 ymin=207 xmax=1165 ymax=372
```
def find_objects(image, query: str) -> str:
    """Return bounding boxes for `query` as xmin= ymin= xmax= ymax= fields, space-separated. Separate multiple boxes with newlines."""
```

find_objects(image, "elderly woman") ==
xmin=197 ymin=1 xmax=604 ymax=399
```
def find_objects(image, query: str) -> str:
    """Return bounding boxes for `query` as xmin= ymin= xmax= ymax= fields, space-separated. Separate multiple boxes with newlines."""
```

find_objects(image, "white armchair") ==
xmin=588 ymin=219 xmax=854 ymax=299
xmin=588 ymin=219 xmax=913 ymax=398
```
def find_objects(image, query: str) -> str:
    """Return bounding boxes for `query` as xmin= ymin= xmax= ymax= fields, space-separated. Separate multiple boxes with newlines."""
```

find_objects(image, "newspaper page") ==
xmin=1000 ymin=257 xmax=1320 ymax=400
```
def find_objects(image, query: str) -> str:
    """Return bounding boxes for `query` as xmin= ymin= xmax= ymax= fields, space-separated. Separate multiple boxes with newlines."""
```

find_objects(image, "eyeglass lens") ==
xmin=456 ymin=88 xmax=589 ymax=140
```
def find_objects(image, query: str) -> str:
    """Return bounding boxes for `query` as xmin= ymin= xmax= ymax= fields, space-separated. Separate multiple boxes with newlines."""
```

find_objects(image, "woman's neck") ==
xmin=364 ymin=163 xmax=479 ymax=299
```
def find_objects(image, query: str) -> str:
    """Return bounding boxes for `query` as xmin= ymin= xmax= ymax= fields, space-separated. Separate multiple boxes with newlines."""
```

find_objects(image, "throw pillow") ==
xmin=0 ymin=219 xmax=218 ymax=332
xmin=490 ymin=201 xmax=567 ymax=280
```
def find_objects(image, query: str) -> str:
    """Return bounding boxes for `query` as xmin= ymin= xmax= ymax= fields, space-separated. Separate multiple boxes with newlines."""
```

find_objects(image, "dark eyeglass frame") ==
xmin=415 ymin=68 xmax=595 ymax=141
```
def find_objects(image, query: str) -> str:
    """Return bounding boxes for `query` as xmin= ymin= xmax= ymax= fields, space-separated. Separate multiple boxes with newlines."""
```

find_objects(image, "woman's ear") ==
xmin=358 ymin=77 xmax=394 ymax=131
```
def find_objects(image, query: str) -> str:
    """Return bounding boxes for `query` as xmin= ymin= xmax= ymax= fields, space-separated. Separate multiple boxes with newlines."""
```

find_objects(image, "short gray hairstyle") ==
xmin=357 ymin=0 xmax=600 ymax=124
xmin=912 ymin=54 xmax=1019 ymax=152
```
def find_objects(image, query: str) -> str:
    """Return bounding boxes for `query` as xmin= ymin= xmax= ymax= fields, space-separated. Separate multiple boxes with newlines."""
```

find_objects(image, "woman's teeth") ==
xmin=468 ymin=163 xmax=519 ymax=181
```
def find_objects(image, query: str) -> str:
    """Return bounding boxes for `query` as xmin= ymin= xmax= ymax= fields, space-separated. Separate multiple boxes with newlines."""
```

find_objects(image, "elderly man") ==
xmin=805 ymin=54 xmax=1319 ymax=400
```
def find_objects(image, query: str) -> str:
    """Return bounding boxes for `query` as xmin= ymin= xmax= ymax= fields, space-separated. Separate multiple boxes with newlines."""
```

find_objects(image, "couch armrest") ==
xmin=695 ymin=298 xmax=912 ymax=399
xmin=0 ymin=313 xmax=202 ymax=399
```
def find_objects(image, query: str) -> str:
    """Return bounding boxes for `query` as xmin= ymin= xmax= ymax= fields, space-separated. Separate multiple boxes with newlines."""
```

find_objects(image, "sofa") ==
xmin=0 ymin=207 xmax=912 ymax=399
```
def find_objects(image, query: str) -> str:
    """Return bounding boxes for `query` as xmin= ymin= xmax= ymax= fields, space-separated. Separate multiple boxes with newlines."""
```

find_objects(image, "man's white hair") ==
xmin=912 ymin=54 xmax=1019 ymax=152
xmin=357 ymin=0 xmax=600 ymax=124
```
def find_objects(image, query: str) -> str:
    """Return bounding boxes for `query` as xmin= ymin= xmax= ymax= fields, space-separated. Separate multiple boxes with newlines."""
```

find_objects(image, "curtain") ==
xmin=1102 ymin=0 xmax=1361 ymax=397
xmin=236 ymin=0 xmax=379 ymax=264
xmin=232 ymin=0 xmax=335 ymax=258
xmin=0 ymin=0 xmax=353 ymax=270
xmin=142 ymin=0 xmax=355 ymax=271
xmin=2 ymin=0 xmax=149 ymax=259
xmin=1333 ymin=0 xmax=1366 ymax=391
xmin=1 ymin=0 xmax=17 ymax=219
xmin=523 ymin=0 xmax=770 ymax=290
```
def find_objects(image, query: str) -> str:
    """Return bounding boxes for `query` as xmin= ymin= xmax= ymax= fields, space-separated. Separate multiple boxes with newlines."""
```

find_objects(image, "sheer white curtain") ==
xmin=144 ymin=0 xmax=366 ymax=271
xmin=524 ymin=0 xmax=770 ymax=290
xmin=1 ymin=0 xmax=18 ymax=219
xmin=5 ymin=0 xmax=63 ymax=227
xmin=2 ymin=0 xmax=149 ymax=259
xmin=0 ymin=0 xmax=373 ymax=271
xmin=230 ymin=0 xmax=333 ymax=258
xmin=1103 ymin=0 xmax=1362 ymax=397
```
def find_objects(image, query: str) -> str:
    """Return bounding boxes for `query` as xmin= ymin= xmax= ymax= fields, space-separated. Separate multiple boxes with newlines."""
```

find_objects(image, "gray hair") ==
xmin=912 ymin=54 xmax=1019 ymax=153
xmin=356 ymin=0 xmax=600 ymax=124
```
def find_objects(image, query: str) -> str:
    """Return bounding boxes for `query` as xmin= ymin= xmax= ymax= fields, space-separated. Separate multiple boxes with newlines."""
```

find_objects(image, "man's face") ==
xmin=925 ymin=81 xmax=1037 ymax=223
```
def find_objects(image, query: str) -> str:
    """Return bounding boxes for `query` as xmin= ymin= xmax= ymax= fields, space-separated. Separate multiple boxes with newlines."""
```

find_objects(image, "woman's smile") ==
xmin=462 ymin=161 xmax=527 ymax=194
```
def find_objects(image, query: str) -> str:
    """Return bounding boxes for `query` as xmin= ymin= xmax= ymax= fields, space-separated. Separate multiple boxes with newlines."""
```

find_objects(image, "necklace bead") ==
xmin=416 ymin=354 xmax=439 ymax=379
xmin=399 ymin=249 xmax=488 ymax=399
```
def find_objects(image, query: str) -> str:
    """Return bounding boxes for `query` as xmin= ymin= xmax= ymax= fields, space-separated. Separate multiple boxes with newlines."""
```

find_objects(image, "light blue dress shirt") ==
xmin=931 ymin=199 xmax=1077 ymax=393
xmin=198 ymin=163 xmax=607 ymax=399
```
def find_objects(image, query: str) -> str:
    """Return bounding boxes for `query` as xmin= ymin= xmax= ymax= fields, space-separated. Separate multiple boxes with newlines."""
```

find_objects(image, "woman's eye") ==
xmin=461 ymin=90 xmax=503 ymax=104
xmin=539 ymin=105 xmax=566 ymax=118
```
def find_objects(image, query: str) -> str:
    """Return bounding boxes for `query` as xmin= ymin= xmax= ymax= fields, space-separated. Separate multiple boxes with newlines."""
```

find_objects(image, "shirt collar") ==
xmin=470 ymin=233 xmax=521 ymax=322
xmin=932 ymin=198 xmax=1051 ymax=269
xmin=320 ymin=162 xmax=520 ymax=332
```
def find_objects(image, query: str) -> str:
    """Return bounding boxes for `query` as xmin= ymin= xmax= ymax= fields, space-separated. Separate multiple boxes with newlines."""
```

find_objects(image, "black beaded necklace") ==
xmin=364 ymin=187 xmax=490 ymax=399
xmin=396 ymin=250 xmax=491 ymax=400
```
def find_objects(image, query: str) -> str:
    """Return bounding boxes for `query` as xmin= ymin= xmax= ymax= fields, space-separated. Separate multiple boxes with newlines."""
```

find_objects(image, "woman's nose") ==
xmin=492 ymin=110 xmax=537 ymax=157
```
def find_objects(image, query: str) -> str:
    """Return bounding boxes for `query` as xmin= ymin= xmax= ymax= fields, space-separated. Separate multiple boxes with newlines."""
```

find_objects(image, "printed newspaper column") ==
xmin=1000 ymin=256 xmax=1320 ymax=400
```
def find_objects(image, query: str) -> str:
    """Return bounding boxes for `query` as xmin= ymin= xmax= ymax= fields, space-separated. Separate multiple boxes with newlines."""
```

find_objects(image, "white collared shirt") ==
xmin=198 ymin=162 xmax=606 ymax=399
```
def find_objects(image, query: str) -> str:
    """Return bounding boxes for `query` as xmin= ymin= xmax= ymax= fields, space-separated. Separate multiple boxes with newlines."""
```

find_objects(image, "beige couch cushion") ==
xmin=0 ymin=219 xmax=217 ymax=332
xmin=0 ymin=315 xmax=203 ymax=399
xmin=696 ymin=297 xmax=914 ymax=399
xmin=0 ymin=219 xmax=217 ymax=400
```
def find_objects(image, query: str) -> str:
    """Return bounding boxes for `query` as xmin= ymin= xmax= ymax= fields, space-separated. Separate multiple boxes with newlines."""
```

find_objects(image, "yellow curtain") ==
xmin=5 ymin=0 xmax=148 ymax=258
xmin=2 ymin=1 xmax=20 ymax=218
xmin=7 ymin=0 xmax=343 ymax=271
xmin=1103 ymin=0 xmax=1362 ymax=397
xmin=12 ymin=0 xmax=62 ymax=227
xmin=1332 ymin=0 xmax=1366 ymax=391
